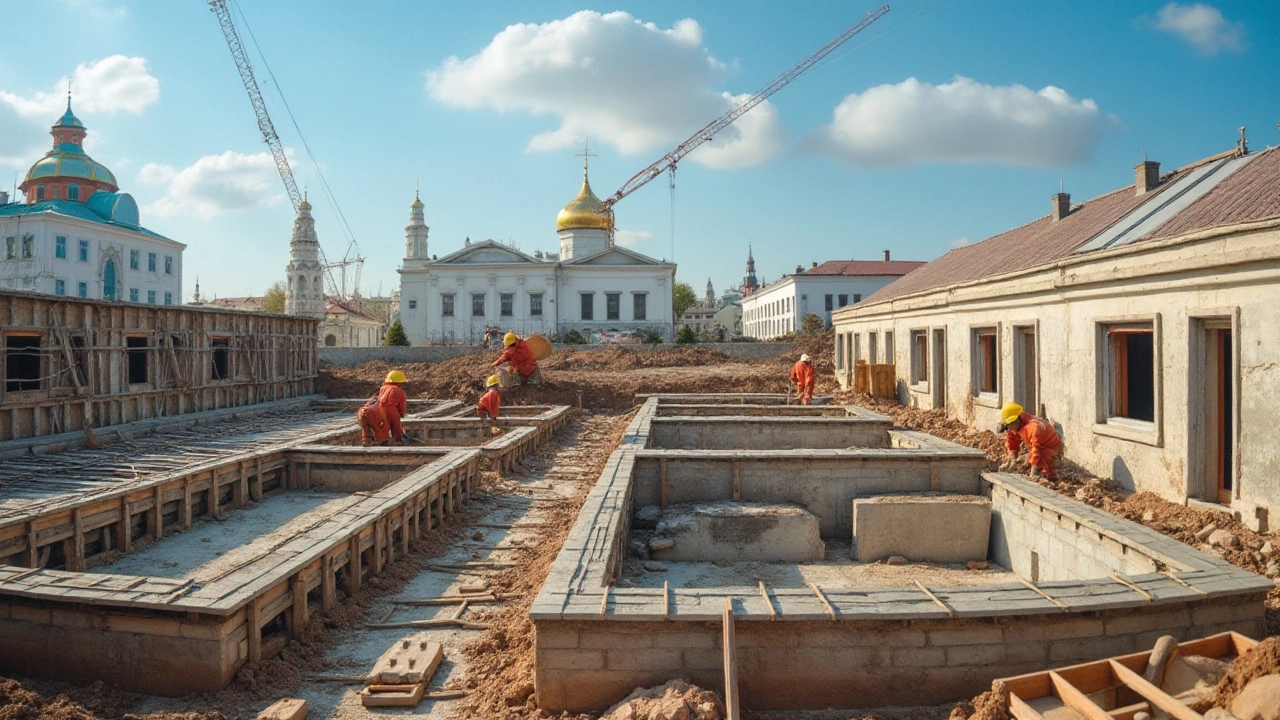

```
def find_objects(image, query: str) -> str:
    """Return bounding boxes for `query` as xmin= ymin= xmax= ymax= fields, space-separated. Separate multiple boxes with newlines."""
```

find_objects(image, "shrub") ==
xmin=640 ymin=328 xmax=664 ymax=344
xmin=675 ymin=325 xmax=698 ymax=344
xmin=384 ymin=319 xmax=410 ymax=346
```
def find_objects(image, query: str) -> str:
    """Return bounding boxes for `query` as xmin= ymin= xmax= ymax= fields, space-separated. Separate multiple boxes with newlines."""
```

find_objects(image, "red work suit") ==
xmin=789 ymin=360 xmax=815 ymax=405
xmin=358 ymin=382 xmax=408 ymax=445
xmin=495 ymin=338 xmax=538 ymax=379
xmin=476 ymin=388 xmax=501 ymax=421
xmin=1006 ymin=412 xmax=1062 ymax=478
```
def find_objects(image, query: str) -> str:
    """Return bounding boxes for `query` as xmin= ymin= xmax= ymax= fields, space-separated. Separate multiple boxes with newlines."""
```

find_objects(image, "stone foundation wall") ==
xmin=649 ymin=417 xmax=892 ymax=449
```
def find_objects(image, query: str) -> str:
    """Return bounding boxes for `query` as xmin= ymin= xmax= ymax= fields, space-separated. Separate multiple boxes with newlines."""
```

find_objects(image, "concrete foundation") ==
xmin=650 ymin=502 xmax=824 ymax=563
xmin=853 ymin=495 xmax=991 ymax=563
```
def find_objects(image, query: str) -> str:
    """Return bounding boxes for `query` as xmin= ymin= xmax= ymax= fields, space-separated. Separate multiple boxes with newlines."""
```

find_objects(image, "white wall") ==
xmin=400 ymin=265 xmax=558 ymax=344
xmin=832 ymin=222 xmax=1280 ymax=531
xmin=742 ymin=275 xmax=904 ymax=339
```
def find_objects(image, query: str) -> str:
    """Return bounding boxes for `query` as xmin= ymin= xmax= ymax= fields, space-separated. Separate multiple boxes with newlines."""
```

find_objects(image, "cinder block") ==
xmin=606 ymin=648 xmax=681 ymax=671
xmin=1050 ymin=635 xmax=1136 ymax=663
xmin=946 ymin=644 xmax=1008 ymax=666
xmin=1009 ymin=618 xmax=1103 ymax=642
xmin=892 ymin=647 xmax=946 ymax=667
xmin=51 ymin=609 xmax=93 ymax=629
xmin=1191 ymin=604 xmax=1238 ymax=627
xmin=581 ymin=631 xmax=651 ymax=649
xmin=853 ymin=495 xmax=990 ymax=563
xmin=539 ymin=649 xmax=604 ymax=670
xmin=681 ymin=648 xmax=722 ymax=670
xmin=652 ymin=631 xmax=716 ymax=649
xmin=1104 ymin=608 xmax=1190 ymax=636
xmin=927 ymin=625 xmax=1003 ymax=646
xmin=10 ymin=604 xmax=52 ymax=625
xmin=536 ymin=627 xmax=580 ymax=649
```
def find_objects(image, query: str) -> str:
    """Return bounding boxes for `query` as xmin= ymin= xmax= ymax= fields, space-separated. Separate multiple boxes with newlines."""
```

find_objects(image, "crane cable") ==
xmin=229 ymin=0 xmax=361 ymax=261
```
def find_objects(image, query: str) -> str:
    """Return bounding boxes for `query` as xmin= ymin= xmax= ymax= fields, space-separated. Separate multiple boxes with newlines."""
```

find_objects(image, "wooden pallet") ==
xmin=1000 ymin=631 xmax=1256 ymax=720
xmin=359 ymin=635 xmax=444 ymax=708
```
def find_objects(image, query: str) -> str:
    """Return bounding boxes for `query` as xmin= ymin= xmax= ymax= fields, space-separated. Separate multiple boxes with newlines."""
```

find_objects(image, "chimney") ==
xmin=1052 ymin=192 xmax=1071 ymax=222
xmin=1135 ymin=161 xmax=1160 ymax=195
xmin=811 ymin=261 xmax=818 ymax=269
xmin=796 ymin=264 xmax=804 ymax=274
xmin=882 ymin=250 xmax=890 ymax=262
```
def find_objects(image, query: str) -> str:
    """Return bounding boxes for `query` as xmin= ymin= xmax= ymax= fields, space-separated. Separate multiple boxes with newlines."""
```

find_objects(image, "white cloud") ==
xmin=0 ymin=56 xmax=160 ymax=169
xmin=138 ymin=151 xmax=285 ymax=220
xmin=1152 ymin=3 xmax=1246 ymax=55
xmin=950 ymin=237 xmax=971 ymax=249
xmin=614 ymin=229 xmax=655 ymax=248
xmin=426 ymin=10 xmax=785 ymax=168
xmin=801 ymin=76 xmax=1106 ymax=168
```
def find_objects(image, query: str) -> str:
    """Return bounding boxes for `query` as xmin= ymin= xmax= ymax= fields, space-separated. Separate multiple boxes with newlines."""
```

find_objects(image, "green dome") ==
xmin=55 ymin=104 xmax=84 ymax=129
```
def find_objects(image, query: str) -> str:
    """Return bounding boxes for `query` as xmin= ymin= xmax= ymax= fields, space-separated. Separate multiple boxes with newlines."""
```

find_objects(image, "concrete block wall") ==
xmin=648 ymin=417 xmax=892 ymax=450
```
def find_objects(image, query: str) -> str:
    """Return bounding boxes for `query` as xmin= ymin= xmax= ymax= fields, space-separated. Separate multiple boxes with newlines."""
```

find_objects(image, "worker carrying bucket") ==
xmin=357 ymin=370 xmax=409 ymax=446
xmin=492 ymin=332 xmax=549 ymax=387
xmin=997 ymin=402 xmax=1062 ymax=479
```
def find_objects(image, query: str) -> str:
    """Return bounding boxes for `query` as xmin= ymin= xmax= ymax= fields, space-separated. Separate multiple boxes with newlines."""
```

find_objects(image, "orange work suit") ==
xmin=494 ymin=339 xmax=538 ymax=379
xmin=1006 ymin=412 xmax=1062 ymax=478
xmin=359 ymin=383 xmax=408 ymax=445
xmin=789 ymin=360 xmax=815 ymax=405
xmin=477 ymin=388 xmax=501 ymax=421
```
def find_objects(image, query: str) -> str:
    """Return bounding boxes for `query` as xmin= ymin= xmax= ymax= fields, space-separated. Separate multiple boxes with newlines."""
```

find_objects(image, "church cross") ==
xmin=575 ymin=137 xmax=597 ymax=175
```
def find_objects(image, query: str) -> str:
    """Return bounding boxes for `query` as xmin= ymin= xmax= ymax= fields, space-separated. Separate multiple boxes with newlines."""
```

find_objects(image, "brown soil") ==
xmin=0 ymin=678 xmax=224 ymax=720
xmin=1212 ymin=636 xmax=1280 ymax=708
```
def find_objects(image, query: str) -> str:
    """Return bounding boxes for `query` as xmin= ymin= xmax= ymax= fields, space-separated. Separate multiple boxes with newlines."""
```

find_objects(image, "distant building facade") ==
xmin=0 ymin=102 xmax=184 ymax=306
xmin=741 ymin=253 xmax=924 ymax=339
xmin=398 ymin=165 xmax=676 ymax=344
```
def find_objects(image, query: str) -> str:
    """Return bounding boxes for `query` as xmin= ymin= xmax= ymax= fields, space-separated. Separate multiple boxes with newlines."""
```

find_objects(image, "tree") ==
xmin=800 ymin=313 xmax=826 ymax=335
xmin=385 ymin=319 xmax=410 ymax=346
xmin=672 ymin=281 xmax=697 ymax=319
xmin=262 ymin=281 xmax=286 ymax=314
xmin=676 ymin=325 xmax=698 ymax=344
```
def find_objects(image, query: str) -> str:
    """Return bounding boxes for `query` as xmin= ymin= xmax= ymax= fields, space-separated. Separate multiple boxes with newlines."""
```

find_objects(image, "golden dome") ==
xmin=555 ymin=173 xmax=612 ymax=231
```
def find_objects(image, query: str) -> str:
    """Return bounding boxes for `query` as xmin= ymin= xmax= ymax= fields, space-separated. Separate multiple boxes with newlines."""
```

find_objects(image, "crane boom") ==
xmin=601 ymin=4 xmax=888 ymax=219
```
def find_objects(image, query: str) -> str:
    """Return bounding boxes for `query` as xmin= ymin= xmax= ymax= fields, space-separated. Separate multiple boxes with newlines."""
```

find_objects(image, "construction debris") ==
xmin=359 ymin=635 xmax=444 ymax=708
xmin=599 ymin=680 xmax=726 ymax=720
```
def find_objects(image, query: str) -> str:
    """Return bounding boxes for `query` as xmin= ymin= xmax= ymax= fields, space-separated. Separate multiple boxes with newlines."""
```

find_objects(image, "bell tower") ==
xmin=404 ymin=187 xmax=431 ymax=269
xmin=285 ymin=193 xmax=325 ymax=318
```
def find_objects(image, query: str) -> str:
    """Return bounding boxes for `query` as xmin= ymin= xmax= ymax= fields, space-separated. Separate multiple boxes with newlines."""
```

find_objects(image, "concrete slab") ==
xmin=650 ymin=502 xmax=824 ymax=563
xmin=853 ymin=494 xmax=991 ymax=563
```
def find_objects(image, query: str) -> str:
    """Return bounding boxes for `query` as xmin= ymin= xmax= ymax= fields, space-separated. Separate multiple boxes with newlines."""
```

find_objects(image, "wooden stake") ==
xmin=599 ymin=586 xmax=609 ymax=619
xmin=663 ymin=580 xmax=670 ymax=621
xmin=809 ymin=582 xmax=837 ymax=620
xmin=1112 ymin=572 xmax=1154 ymax=602
xmin=722 ymin=598 xmax=741 ymax=720
xmin=758 ymin=581 xmax=777 ymax=621
xmin=914 ymin=580 xmax=954 ymax=617
xmin=1161 ymin=571 xmax=1210 ymax=596
xmin=1017 ymin=576 xmax=1068 ymax=611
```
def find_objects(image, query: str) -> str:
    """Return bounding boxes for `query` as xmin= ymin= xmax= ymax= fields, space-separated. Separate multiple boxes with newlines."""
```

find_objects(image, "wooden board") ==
xmin=369 ymin=634 xmax=443 ymax=686
xmin=256 ymin=698 xmax=307 ymax=720
xmin=360 ymin=682 xmax=426 ymax=708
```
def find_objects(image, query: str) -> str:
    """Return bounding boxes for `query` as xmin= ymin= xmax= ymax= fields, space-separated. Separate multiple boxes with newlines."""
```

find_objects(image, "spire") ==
xmin=575 ymin=136 xmax=597 ymax=179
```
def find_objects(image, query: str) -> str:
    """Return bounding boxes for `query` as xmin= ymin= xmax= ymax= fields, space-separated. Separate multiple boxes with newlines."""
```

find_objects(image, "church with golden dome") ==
xmin=0 ymin=100 xmax=185 ymax=305
xmin=397 ymin=158 xmax=676 ymax=344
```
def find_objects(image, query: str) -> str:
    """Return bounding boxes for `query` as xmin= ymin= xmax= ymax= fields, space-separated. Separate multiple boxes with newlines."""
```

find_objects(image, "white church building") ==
xmin=0 ymin=102 xmax=184 ymax=305
xmin=398 ymin=166 xmax=676 ymax=345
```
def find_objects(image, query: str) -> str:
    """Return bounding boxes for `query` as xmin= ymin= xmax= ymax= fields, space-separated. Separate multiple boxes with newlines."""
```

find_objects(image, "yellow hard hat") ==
xmin=385 ymin=370 xmax=407 ymax=384
xmin=1001 ymin=402 xmax=1024 ymax=426
xmin=486 ymin=374 xmax=501 ymax=388
xmin=503 ymin=331 xmax=517 ymax=347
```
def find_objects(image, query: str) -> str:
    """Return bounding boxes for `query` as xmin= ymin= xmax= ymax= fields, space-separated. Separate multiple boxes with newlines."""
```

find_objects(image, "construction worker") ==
xmin=477 ymin=374 xmax=502 ymax=423
xmin=492 ymin=331 xmax=540 ymax=384
xmin=789 ymin=353 xmax=815 ymax=405
xmin=998 ymin=402 xmax=1062 ymax=479
xmin=357 ymin=370 xmax=409 ymax=446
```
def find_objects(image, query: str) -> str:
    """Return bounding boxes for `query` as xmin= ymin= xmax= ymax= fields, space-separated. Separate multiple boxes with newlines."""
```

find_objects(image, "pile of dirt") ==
xmin=544 ymin=346 xmax=736 ymax=371
xmin=599 ymin=680 xmax=726 ymax=720
xmin=0 ymin=678 xmax=225 ymax=720
xmin=1213 ymin=636 xmax=1280 ymax=708
xmin=948 ymin=679 xmax=1008 ymax=720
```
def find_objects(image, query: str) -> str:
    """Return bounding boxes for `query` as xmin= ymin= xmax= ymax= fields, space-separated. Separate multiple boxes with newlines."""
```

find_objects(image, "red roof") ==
xmin=802 ymin=260 xmax=926 ymax=277
xmin=862 ymin=146 xmax=1280 ymax=305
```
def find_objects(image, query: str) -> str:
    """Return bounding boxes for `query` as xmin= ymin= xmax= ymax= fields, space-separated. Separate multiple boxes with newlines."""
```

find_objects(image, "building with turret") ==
xmin=398 ymin=158 xmax=676 ymax=344
xmin=284 ymin=193 xmax=324 ymax=318
xmin=741 ymin=245 xmax=759 ymax=296
xmin=0 ymin=101 xmax=184 ymax=305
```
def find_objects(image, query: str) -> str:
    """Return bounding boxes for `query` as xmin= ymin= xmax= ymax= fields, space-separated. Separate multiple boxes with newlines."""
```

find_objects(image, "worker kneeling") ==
xmin=477 ymin=374 xmax=502 ymax=424
xmin=998 ymin=402 xmax=1062 ymax=479
xmin=493 ymin=331 xmax=542 ymax=386
xmin=789 ymin=353 xmax=815 ymax=405
xmin=357 ymin=370 xmax=409 ymax=446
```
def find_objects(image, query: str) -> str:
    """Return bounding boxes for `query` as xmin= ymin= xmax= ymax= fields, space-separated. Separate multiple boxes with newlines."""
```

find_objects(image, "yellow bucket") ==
xmin=525 ymin=334 xmax=552 ymax=361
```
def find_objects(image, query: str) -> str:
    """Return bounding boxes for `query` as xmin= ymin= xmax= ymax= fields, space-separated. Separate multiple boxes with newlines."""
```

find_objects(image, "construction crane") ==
xmin=207 ymin=0 xmax=363 ymax=299
xmin=600 ymin=4 xmax=890 ymax=242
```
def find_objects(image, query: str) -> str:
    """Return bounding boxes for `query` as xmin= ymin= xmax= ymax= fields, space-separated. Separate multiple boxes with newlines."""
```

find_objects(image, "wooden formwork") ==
xmin=0 ymin=289 xmax=319 ymax=443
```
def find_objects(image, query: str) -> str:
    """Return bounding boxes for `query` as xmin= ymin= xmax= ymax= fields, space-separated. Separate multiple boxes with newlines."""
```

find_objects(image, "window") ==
xmin=211 ymin=337 xmax=230 ymax=380
xmin=129 ymin=288 xmax=139 ymax=303
xmin=853 ymin=294 xmax=862 ymax=303
xmin=633 ymin=293 xmax=646 ymax=321
xmin=825 ymin=294 xmax=834 ymax=312
xmin=973 ymin=327 xmax=998 ymax=395
xmin=78 ymin=240 xmax=89 ymax=262
xmin=68 ymin=184 xmax=79 ymax=201
xmin=130 ymin=249 xmax=139 ymax=270
xmin=869 ymin=333 xmax=879 ymax=364
xmin=164 ymin=292 xmax=173 ymax=306
xmin=55 ymin=279 xmax=66 ymax=296
xmin=580 ymin=293 xmax=594 ymax=320
xmin=147 ymin=290 xmax=156 ymax=304
xmin=164 ymin=256 xmax=173 ymax=275
xmin=126 ymin=336 xmax=148 ymax=385
xmin=838 ymin=294 xmax=848 ymax=308
xmin=147 ymin=253 xmax=156 ymax=272
xmin=36 ymin=185 xmax=45 ymax=201
xmin=500 ymin=292 xmax=514 ymax=317
xmin=5 ymin=335 xmax=41 ymax=392
xmin=77 ymin=282 xmax=88 ymax=298
xmin=21 ymin=235 xmax=33 ymax=259
xmin=910 ymin=330 xmax=929 ymax=384
xmin=885 ymin=331 xmax=895 ymax=364
xmin=471 ymin=292 xmax=485 ymax=317
xmin=836 ymin=333 xmax=845 ymax=368
xmin=1105 ymin=324 xmax=1155 ymax=422
xmin=854 ymin=333 xmax=862 ymax=363
xmin=606 ymin=292 xmax=620 ymax=320
xmin=407 ymin=299 xmax=417 ymax=310
xmin=56 ymin=236 xmax=66 ymax=259
xmin=529 ymin=293 xmax=543 ymax=317
xmin=441 ymin=293 xmax=455 ymax=316
xmin=4 ymin=236 xmax=13 ymax=259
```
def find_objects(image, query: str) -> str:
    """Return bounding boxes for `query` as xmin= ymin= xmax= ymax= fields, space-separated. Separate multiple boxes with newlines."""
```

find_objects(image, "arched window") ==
xmin=68 ymin=184 xmax=80 ymax=201
xmin=297 ymin=276 xmax=306 ymax=297
xmin=36 ymin=185 xmax=45 ymax=201
xmin=324 ymin=334 xmax=337 ymax=347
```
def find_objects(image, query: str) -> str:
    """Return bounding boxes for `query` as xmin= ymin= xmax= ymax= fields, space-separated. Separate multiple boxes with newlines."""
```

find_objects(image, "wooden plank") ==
xmin=255 ymin=698 xmax=306 ymax=720
xmin=809 ymin=582 xmax=837 ymax=620
xmin=723 ymin=598 xmax=740 ymax=720
xmin=368 ymin=635 xmax=443 ymax=686
xmin=731 ymin=462 xmax=741 ymax=502
xmin=247 ymin=598 xmax=262 ymax=664
xmin=1107 ymin=701 xmax=1153 ymax=720
xmin=1108 ymin=660 xmax=1203 ymax=720
xmin=599 ymin=586 xmax=609 ymax=620
xmin=663 ymin=580 xmax=670 ymax=621
xmin=1161 ymin=571 xmax=1209 ymax=596
xmin=758 ymin=581 xmax=777 ymax=621
xmin=1111 ymin=573 xmax=1154 ymax=602
xmin=914 ymin=580 xmax=954 ymax=617
xmin=360 ymin=682 xmax=425 ymax=708
xmin=1049 ymin=671 xmax=1112 ymax=720
xmin=1008 ymin=693 xmax=1048 ymax=720
xmin=1018 ymin=576 xmax=1068 ymax=610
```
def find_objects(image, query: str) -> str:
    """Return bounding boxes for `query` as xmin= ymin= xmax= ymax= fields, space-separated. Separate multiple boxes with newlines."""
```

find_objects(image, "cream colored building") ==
xmin=831 ymin=146 xmax=1280 ymax=530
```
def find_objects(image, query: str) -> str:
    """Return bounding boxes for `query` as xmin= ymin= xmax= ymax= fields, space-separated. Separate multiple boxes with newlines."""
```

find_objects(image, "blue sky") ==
xmin=2 ymin=0 xmax=1277 ymax=300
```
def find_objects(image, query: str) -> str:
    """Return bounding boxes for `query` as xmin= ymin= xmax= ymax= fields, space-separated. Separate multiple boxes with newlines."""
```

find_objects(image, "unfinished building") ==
xmin=0 ymin=289 xmax=318 ymax=448
xmin=830 ymin=145 xmax=1280 ymax=530
xmin=532 ymin=394 xmax=1271 ymax=713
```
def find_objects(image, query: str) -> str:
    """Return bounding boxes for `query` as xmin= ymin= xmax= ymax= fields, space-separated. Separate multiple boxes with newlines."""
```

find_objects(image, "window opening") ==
xmin=974 ymin=328 xmax=998 ymax=394
xmin=1107 ymin=327 xmax=1154 ymax=422
xmin=530 ymin=293 xmax=543 ymax=317
xmin=500 ymin=293 xmax=514 ymax=317
xmin=211 ymin=338 xmax=230 ymax=380
xmin=126 ymin=336 xmax=148 ymax=385
xmin=910 ymin=330 xmax=928 ymax=384
xmin=471 ymin=293 xmax=485 ymax=317
xmin=580 ymin=293 xmax=593 ymax=320
xmin=5 ymin=335 xmax=41 ymax=392
xmin=606 ymin=292 xmax=620 ymax=320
